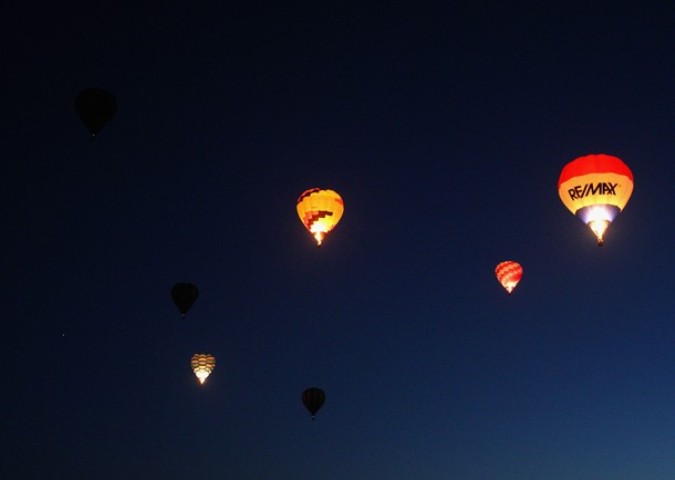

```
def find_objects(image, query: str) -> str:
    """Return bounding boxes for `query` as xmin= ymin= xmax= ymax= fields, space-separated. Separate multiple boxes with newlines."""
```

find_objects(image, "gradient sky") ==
xmin=3 ymin=2 xmax=675 ymax=479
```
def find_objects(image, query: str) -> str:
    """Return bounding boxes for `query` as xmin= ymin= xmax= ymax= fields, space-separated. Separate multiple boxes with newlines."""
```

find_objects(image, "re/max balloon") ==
xmin=558 ymin=154 xmax=634 ymax=246
xmin=75 ymin=88 xmax=117 ymax=136
xmin=296 ymin=188 xmax=344 ymax=246
xmin=171 ymin=283 xmax=199 ymax=318
xmin=302 ymin=387 xmax=326 ymax=419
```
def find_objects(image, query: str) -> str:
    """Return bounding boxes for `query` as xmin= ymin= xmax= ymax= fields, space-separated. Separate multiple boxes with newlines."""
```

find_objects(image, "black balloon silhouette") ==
xmin=75 ymin=88 xmax=117 ymax=136
xmin=302 ymin=387 xmax=326 ymax=419
xmin=171 ymin=283 xmax=199 ymax=318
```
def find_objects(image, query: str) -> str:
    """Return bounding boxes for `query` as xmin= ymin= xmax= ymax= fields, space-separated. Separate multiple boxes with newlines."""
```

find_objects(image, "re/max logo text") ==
xmin=568 ymin=182 xmax=618 ymax=200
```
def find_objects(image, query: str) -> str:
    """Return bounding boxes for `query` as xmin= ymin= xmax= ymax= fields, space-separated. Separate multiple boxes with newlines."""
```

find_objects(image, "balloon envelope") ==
xmin=495 ymin=261 xmax=523 ymax=294
xmin=296 ymin=188 xmax=344 ymax=246
xmin=171 ymin=283 xmax=199 ymax=317
xmin=75 ymin=88 xmax=117 ymax=136
xmin=191 ymin=353 xmax=216 ymax=385
xmin=558 ymin=154 xmax=633 ymax=245
xmin=302 ymin=387 xmax=326 ymax=419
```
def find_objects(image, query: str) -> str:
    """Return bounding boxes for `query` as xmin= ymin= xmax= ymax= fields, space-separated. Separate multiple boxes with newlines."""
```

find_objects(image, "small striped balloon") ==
xmin=495 ymin=261 xmax=523 ymax=294
xmin=191 ymin=353 xmax=216 ymax=385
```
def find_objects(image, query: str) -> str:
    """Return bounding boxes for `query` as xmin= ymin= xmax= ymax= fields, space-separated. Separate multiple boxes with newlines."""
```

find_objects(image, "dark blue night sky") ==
xmin=3 ymin=2 xmax=675 ymax=479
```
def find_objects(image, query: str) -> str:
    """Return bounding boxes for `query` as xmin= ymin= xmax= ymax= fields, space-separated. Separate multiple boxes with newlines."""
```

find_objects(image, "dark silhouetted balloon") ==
xmin=75 ymin=88 xmax=117 ymax=136
xmin=302 ymin=387 xmax=326 ymax=419
xmin=171 ymin=283 xmax=199 ymax=318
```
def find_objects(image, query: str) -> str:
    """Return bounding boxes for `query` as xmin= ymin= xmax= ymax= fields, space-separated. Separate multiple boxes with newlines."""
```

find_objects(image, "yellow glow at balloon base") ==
xmin=313 ymin=231 xmax=325 ymax=246
xmin=589 ymin=219 xmax=609 ymax=246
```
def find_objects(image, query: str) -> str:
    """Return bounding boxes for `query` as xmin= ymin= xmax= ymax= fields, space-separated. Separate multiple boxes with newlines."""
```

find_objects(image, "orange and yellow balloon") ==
xmin=191 ymin=353 xmax=216 ymax=385
xmin=495 ymin=261 xmax=523 ymax=294
xmin=558 ymin=154 xmax=633 ymax=246
xmin=296 ymin=188 xmax=344 ymax=246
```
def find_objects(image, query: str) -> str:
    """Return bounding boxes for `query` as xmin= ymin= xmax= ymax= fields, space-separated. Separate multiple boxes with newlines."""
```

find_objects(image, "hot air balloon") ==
xmin=302 ymin=387 xmax=326 ymax=419
xmin=558 ymin=154 xmax=634 ymax=246
xmin=296 ymin=188 xmax=344 ymax=246
xmin=495 ymin=261 xmax=523 ymax=294
xmin=171 ymin=283 xmax=198 ymax=318
xmin=191 ymin=353 xmax=216 ymax=385
xmin=75 ymin=88 xmax=117 ymax=136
